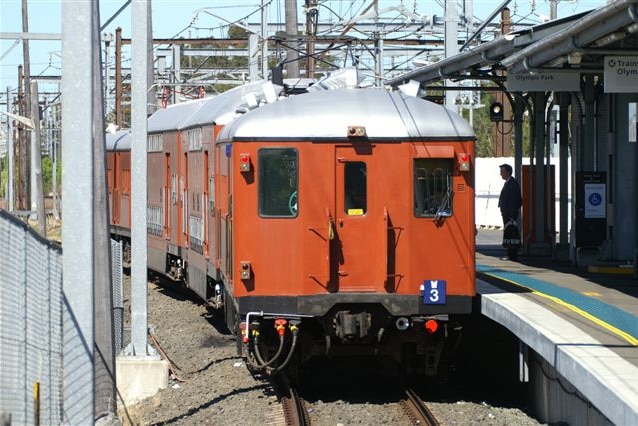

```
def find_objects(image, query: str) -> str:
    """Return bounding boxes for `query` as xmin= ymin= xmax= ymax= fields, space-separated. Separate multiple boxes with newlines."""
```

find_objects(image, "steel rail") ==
xmin=401 ymin=389 xmax=440 ymax=426
xmin=273 ymin=375 xmax=310 ymax=426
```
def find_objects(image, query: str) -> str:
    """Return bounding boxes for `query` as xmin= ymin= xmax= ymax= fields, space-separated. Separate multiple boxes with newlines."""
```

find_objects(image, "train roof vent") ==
xmin=307 ymin=67 xmax=365 ymax=92
xmin=244 ymin=92 xmax=259 ymax=110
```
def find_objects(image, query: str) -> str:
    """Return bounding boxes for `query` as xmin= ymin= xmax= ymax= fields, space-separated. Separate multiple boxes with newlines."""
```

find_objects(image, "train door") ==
xmin=182 ymin=151 xmax=189 ymax=247
xmin=108 ymin=154 xmax=118 ymax=224
xmin=203 ymin=149 xmax=210 ymax=257
xmin=334 ymin=145 xmax=384 ymax=291
xmin=164 ymin=153 xmax=171 ymax=239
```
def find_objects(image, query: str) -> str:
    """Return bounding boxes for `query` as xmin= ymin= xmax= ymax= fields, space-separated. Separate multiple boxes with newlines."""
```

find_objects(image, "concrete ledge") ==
xmin=478 ymin=282 xmax=638 ymax=425
xmin=116 ymin=356 xmax=168 ymax=407
xmin=587 ymin=265 xmax=635 ymax=275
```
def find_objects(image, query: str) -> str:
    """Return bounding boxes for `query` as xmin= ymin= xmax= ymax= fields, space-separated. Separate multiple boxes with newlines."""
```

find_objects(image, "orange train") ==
xmin=107 ymin=81 xmax=476 ymax=377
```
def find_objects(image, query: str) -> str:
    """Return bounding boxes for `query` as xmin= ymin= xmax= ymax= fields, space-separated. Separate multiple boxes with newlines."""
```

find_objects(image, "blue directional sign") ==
xmin=422 ymin=280 xmax=446 ymax=305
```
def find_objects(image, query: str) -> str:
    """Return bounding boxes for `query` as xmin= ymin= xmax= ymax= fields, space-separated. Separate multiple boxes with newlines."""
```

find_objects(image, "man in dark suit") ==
xmin=498 ymin=164 xmax=522 ymax=260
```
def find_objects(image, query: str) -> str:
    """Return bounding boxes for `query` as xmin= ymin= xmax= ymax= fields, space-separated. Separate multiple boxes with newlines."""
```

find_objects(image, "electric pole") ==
xmin=285 ymin=0 xmax=300 ymax=78
xmin=493 ymin=7 xmax=512 ymax=157
xmin=305 ymin=0 xmax=318 ymax=78
xmin=444 ymin=0 xmax=460 ymax=108
xmin=115 ymin=27 xmax=123 ymax=127
xmin=20 ymin=0 xmax=32 ymax=211
xmin=30 ymin=80 xmax=45 ymax=236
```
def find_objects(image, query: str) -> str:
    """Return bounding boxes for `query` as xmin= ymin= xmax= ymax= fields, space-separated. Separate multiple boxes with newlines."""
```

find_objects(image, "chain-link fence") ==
xmin=0 ymin=209 xmax=126 ymax=425
xmin=0 ymin=210 xmax=64 ymax=425
xmin=0 ymin=211 xmax=126 ymax=424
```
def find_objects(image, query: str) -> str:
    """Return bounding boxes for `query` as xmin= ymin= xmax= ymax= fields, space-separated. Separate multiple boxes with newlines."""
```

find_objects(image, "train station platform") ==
xmin=475 ymin=229 xmax=638 ymax=426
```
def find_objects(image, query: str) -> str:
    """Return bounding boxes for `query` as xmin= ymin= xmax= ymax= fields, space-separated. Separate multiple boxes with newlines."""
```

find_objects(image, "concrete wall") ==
xmin=530 ymin=352 xmax=612 ymax=425
xmin=475 ymin=157 xmax=571 ymax=230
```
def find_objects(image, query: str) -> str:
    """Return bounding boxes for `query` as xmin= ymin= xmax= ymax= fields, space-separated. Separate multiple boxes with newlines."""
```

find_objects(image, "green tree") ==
xmin=469 ymin=91 xmax=532 ymax=158
xmin=0 ymin=156 xmax=7 ymax=198
xmin=181 ymin=24 xmax=250 ymax=85
xmin=41 ymin=155 xmax=61 ymax=195
xmin=468 ymin=94 xmax=495 ymax=157
xmin=0 ymin=155 xmax=59 ymax=199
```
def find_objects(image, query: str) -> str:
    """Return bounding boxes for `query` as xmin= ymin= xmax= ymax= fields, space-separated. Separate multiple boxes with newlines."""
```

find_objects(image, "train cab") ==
xmin=216 ymin=88 xmax=476 ymax=374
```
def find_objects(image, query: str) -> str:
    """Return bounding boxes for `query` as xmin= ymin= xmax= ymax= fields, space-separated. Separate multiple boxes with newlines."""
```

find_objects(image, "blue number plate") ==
xmin=422 ymin=280 xmax=446 ymax=305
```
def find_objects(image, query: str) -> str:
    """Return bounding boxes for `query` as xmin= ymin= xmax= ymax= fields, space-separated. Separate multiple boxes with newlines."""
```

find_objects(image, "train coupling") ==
xmin=334 ymin=311 xmax=372 ymax=341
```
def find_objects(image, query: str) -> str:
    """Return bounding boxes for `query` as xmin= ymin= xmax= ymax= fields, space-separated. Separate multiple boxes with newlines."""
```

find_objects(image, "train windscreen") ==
xmin=414 ymin=159 xmax=453 ymax=218
xmin=258 ymin=148 xmax=299 ymax=217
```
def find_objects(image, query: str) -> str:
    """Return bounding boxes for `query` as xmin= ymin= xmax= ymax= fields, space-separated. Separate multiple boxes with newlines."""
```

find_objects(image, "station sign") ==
xmin=584 ymin=183 xmax=606 ymax=219
xmin=576 ymin=172 xmax=606 ymax=247
xmin=506 ymin=71 xmax=580 ymax=92
xmin=604 ymin=56 xmax=638 ymax=93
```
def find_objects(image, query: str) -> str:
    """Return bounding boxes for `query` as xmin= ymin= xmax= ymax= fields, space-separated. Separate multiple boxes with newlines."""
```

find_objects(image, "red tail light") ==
xmin=458 ymin=153 xmax=470 ymax=172
xmin=425 ymin=319 xmax=439 ymax=334
xmin=239 ymin=153 xmax=251 ymax=172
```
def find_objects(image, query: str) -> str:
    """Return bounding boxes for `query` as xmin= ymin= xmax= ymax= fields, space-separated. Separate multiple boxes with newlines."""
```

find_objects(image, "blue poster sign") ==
xmin=422 ymin=280 xmax=446 ymax=305
xmin=584 ymin=183 xmax=605 ymax=218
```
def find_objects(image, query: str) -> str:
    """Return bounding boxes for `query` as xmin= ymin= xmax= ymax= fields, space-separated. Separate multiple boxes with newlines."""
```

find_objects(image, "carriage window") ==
xmin=259 ymin=148 xmax=298 ymax=217
xmin=414 ymin=159 xmax=453 ymax=218
xmin=345 ymin=162 xmax=367 ymax=215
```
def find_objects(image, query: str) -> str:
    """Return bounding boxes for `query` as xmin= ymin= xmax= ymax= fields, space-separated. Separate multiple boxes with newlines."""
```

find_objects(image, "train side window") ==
xmin=344 ymin=162 xmax=367 ymax=215
xmin=414 ymin=159 xmax=453 ymax=218
xmin=258 ymin=148 xmax=298 ymax=217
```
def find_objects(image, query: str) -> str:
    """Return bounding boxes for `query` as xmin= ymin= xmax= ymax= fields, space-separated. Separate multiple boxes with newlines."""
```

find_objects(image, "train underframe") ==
xmin=107 ymin=236 xmax=467 ymax=379
xmin=225 ymin=291 xmax=467 ymax=379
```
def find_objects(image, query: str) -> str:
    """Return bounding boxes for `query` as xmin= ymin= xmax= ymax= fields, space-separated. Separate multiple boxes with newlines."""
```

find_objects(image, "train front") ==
xmin=216 ymin=87 xmax=476 ymax=377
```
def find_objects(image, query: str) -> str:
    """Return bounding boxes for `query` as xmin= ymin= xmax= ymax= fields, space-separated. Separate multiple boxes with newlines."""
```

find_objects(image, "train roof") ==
xmin=217 ymin=88 xmax=476 ymax=141
xmin=147 ymin=99 xmax=206 ymax=133
xmin=105 ymin=129 xmax=131 ymax=151
xmin=147 ymin=80 xmax=283 ymax=133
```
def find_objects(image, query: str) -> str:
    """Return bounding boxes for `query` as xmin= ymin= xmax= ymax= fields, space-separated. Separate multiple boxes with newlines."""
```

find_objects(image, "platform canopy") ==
xmin=387 ymin=0 xmax=638 ymax=87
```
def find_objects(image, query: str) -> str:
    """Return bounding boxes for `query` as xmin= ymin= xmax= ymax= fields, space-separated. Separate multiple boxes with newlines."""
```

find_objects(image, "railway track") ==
xmin=280 ymin=385 xmax=310 ymax=426
xmin=401 ymin=388 xmax=440 ymax=426
xmin=272 ymin=375 xmax=311 ymax=426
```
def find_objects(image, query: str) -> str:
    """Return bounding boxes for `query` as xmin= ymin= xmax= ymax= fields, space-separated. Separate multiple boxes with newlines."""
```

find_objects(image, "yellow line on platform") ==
xmin=587 ymin=265 xmax=635 ymax=275
xmin=481 ymin=271 xmax=638 ymax=347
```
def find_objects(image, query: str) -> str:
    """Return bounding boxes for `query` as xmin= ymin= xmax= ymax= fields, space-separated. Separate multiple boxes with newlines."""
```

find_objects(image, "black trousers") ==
xmin=501 ymin=212 xmax=519 ymax=260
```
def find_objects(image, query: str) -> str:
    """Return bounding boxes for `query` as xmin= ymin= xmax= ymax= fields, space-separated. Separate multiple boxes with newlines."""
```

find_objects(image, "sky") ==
xmin=0 ymin=0 xmax=608 ymax=101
